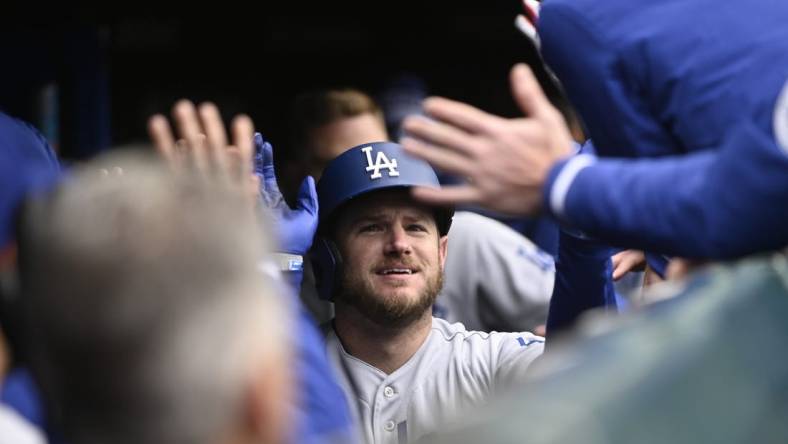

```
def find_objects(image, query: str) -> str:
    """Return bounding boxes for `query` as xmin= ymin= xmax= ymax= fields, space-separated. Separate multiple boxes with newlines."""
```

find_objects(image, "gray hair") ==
xmin=18 ymin=152 xmax=289 ymax=444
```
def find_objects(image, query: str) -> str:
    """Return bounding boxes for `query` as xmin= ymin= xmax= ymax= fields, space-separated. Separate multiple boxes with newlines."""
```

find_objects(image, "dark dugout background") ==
xmin=0 ymin=1 xmax=553 ymax=164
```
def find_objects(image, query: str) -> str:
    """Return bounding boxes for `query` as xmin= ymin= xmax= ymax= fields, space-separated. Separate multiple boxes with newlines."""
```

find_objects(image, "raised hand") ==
xmin=147 ymin=99 xmax=255 ymax=191
xmin=254 ymin=133 xmax=318 ymax=255
xmin=401 ymin=64 xmax=573 ymax=216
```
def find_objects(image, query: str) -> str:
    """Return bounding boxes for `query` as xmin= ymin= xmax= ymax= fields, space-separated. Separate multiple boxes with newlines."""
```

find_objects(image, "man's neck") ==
xmin=333 ymin=303 xmax=433 ymax=375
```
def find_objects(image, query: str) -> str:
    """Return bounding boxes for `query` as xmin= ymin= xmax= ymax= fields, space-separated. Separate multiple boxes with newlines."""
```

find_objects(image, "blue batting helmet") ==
xmin=311 ymin=141 xmax=453 ymax=300
xmin=317 ymin=141 xmax=453 ymax=235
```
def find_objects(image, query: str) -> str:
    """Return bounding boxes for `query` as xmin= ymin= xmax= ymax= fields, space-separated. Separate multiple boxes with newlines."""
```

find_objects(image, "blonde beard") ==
xmin=337 ymin=269 xmax=444 ymax=327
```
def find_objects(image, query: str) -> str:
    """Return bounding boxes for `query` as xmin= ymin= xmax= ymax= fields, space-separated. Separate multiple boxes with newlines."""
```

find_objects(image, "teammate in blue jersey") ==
xmin=544 ymin=145 xmax=618 ymax=339
xmin=400 ymin=0 xmax=788 ymax=259
xmin=0 ymin=111 xmax=60 ymax=442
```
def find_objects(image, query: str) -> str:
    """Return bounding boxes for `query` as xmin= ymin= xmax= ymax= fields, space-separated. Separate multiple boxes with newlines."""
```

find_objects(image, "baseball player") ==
xmin=252 ymin=140 xmax=613 ymax=444
xmin=284 ymin=88 xmax=555 ymax=333
xmin=311 ymin=141 xmax=543 ymax=444
xmin=400 ymin=0 xmax=788 ymax=260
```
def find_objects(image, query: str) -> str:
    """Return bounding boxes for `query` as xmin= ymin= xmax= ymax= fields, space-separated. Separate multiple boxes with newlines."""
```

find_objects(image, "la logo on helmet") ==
xmin=362 ymin=145 xmax=400 ymax=179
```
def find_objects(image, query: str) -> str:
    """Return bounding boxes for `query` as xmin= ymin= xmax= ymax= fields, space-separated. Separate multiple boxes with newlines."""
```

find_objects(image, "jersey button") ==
xmin=383 ymin=386 xmax=395 ymax=398
xmin=384 ymin=420 xmax=396 ymax=432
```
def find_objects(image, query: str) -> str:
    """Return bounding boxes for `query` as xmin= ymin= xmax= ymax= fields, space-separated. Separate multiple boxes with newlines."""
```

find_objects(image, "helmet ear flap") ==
xmin=309 ymin=237 xmax=343 ymax=301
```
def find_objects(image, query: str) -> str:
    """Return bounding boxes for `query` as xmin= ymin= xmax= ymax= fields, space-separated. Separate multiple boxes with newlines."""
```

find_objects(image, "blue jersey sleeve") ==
xmin=279 ymin=271 xmax=357 ymax=444
xmin=545 ymin=230 xmax=616 ymax=340
xmin=545 ymin=122 xmax=788 ymax=259
xmin=291 ymin=307 xmax=357 ymax=444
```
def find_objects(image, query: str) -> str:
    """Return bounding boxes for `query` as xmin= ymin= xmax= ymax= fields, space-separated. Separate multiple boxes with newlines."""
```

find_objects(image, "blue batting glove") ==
xmin=254 ymin=132 xmax=319 ymax=256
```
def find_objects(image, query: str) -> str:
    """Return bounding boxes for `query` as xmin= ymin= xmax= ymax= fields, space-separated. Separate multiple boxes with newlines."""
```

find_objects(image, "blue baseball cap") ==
xmin=317 ymin=141 xmax=453 ymax=235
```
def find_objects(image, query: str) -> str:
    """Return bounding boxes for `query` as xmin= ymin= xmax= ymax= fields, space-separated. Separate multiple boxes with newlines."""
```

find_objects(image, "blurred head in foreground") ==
xmin=17 ymin=152 xmax=292 ymax=444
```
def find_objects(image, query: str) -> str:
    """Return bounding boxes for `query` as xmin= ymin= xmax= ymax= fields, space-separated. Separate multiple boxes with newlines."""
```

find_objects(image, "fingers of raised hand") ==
xmin=510 ymin=64 xmax=555 ymax=122
xmin=401 ymin=115 xmax=476 ymax=158
xmin=197 ymin=102 xmax=230 ymax=173
xmin=147 ymin=114 xmax=177 ymax=164
xmin=410 ymin=184 xmax=479 ymax=208
xmin=511 ymin=65 xmax=574 ymax=159
xmin=421 ymin=96 xmax=503 ymax=135
xmin=173 ymin=100 xmax=204 ymax=146
xmin=231 ymin=114 xmax=254 ymax=180
xmin=400 ymin=136 xmax=476 ymax=178
xmin=151 ymin=99 xmax=256 ymax=184
xmin=198 ymin=102 xmax=228 ymax=151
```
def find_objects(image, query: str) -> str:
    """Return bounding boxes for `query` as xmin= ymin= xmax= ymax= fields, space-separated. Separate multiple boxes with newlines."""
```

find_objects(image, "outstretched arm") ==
xmin=401 ymin=63 xmax=788 ymax=259
xmin=401 ymin=64 xmax=573 ymax=217
xmin=545 ymin=120 xmax=788 ymax=258
xmin=546 ymin=229 xmax=616 ymax=341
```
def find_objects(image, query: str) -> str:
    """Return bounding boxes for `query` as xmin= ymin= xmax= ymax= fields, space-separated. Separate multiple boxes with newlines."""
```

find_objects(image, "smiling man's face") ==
xmin=333 ymin=189 xmax=448 ymax=326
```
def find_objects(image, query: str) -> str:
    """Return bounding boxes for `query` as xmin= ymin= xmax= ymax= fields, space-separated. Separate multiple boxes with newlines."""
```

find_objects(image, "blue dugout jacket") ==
xmin=538 ymin=0 xmax=788 ymax=259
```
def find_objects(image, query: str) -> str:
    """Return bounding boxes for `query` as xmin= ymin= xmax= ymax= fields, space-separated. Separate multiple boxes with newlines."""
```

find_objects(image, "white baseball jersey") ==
xmin=325 ymin=317 xmax=544 ymax=444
